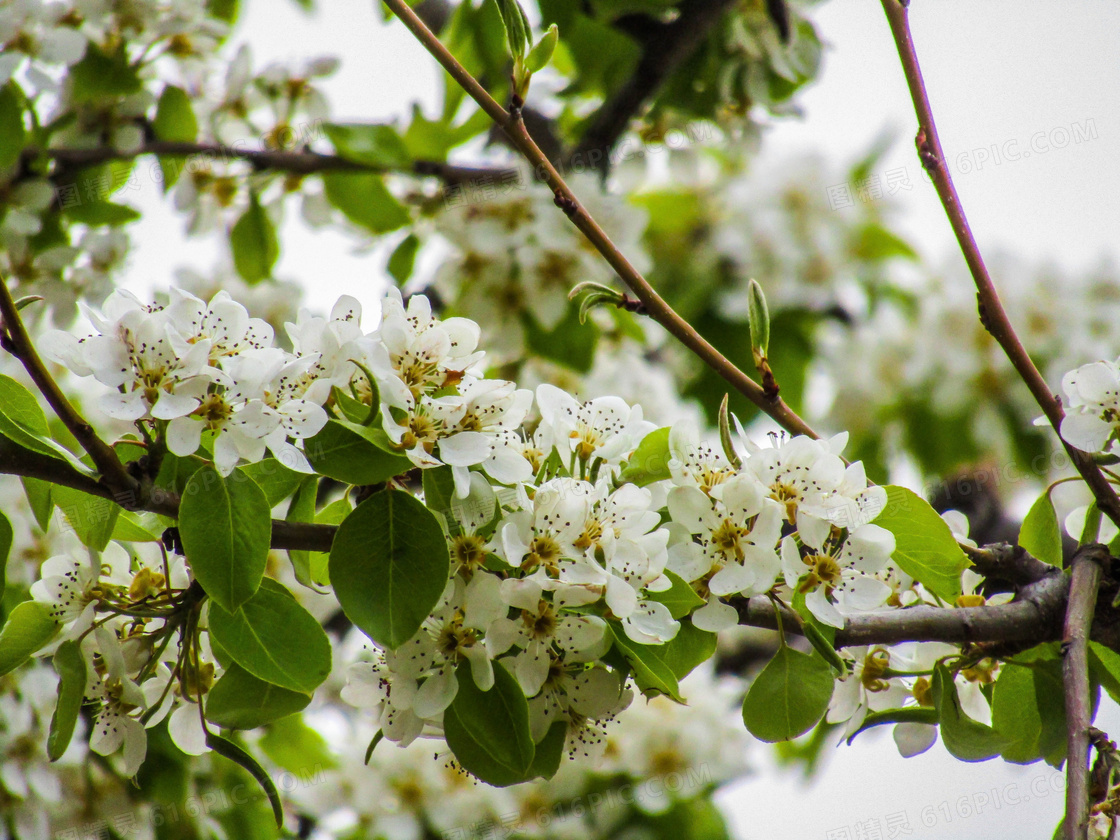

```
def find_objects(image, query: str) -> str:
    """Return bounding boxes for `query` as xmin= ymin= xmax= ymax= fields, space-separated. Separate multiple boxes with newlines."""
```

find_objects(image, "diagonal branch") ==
xmin=878 ymin=0 xmax=1120 ymax=531
xmin=1063 ymin=544 xmax=1109 ymax=840
xmin=573 ymin=0 xmax=738 ymax=163
xmin=380 ymin=0 xmax=820 ymax=440
xmin=0 ymin=278 xmax=138 ymax=502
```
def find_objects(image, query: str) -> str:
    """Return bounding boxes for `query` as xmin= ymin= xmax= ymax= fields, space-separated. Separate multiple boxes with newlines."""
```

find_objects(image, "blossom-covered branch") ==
xmin=381 ymin=0 xmax=821 ymax=440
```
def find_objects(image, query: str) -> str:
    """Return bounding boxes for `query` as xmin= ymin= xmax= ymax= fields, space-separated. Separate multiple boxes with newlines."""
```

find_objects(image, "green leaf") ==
xmin=323 ymin=123 xmax=412 ymax=168
xmin=741 ymin=644 xmax=834 ymax=743
xmin=259 ymin=714 xmax=337 ymax=774
xmin=304 ymin=419 xmax=413 ymax=486
xmin=1019 ymin=492 xmax=1063 ymax=567
xmin=204 ymin=732 xmax=283 ymax=828
xmin=647 ymin=570 xmax=704 ymax=620
xmin=179 ymin=466 xmax=271 ymax=613
xmin=933 ymin=663 xmax=1005 ymax=761
xmin=387 ymin=233 xmax=421 ymax=285
xmin=421 ymin=464 xmax=457 ymax=521
xmin=846 ymin=707 xmax=938 ymax=744
xmin=153 ymin=85 xmax=198 ymax=142
xmin=527 ymin=720 xmax=566 ymax=780
xmin=492 ymin=0 xmax=531 ymax=59
xmin=0 ymin=601 xmax=59 ymax=676
xmin=1090 ymin=642 xmax=1120 ymax=704
xmin=21 ymin=477 xmax=52 ymax=531
xmin=747 ymin=279 xmax=770 ymax=358
xmin=525 ymin=24 xmax=559 ymax=74
xmin=0 ymin=512 xmax=11 ymax=597
xmin=872 ymin=486 xmax=968 ymax=602
xmin=607 ymin=622 xmax=682 ymax=702
xmin=69 ymin=43 xmax=142 ymax=103
xmin=992 ymin=663 xmax=1043 ymax=763
xmin=230 ymin=190 xmax=278 ymax=284
xmin=321 ymin=172 xmax=410 ymax=234
xmin=62 ymin=200 xmax=140 ymax=226
xmin=659 ymin=622 xmax=717 ymax=681
xmin=0 ymin=83 xmax=26 ymax=170
xmin=619 ymin=427 xmax=671 ymax=486
xmin=110 ymin=510 xmax=160 ymax=542
xmin=52 ymin=485 xmax=120 ymax=551
xmin=443 ymin=660 xmax=535 ymax=786
xmin=208 ymin=579 xmax=332 ymax=694
xmin=0 ymin=376 xmax=95 ymax=477
xmin=238 ymin=459 xmax=304 ymax=507
xmin=48 ymin=640 xmax=86 ymax=760
xmin=523 ymin=304 xmax=598 ymax=372
xmin=285 ymin=476 xmax=325 ymax=590
xmin=329 ymin=489 xmax=450 ymax=649
xmin=1032 ymin=655 xmax=1072 ymax=767
xmin=801 ymin=621 xmax=846 ymax=676
xmin=206 ymin=662 xmax=312 ymax=730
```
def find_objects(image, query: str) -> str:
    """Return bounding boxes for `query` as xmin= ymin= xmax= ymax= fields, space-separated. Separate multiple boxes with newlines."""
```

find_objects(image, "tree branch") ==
xmin=0 ymin=440 xmax=336 ymax=553
xmin=380 ymin=0 xmax=820 ymax=440
xmin=0 ymin=278 xmax=138 ymax=502
xmin=573 ymin=0 xmax=738 ymax=163
xmin=1064 ymin=544 xmax=1109 ymax=840
xmin=733 ymin=559 xmax=1071 ymax=649
xmin=29 ymin=143 xmax=512 ymax=186
xmin=878 ymin=0 xmax=1120 ymax=531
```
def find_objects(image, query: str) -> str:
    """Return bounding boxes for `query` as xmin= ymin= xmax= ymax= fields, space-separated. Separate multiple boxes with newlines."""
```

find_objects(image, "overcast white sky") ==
xmin=122 ymin=2 xmax=1120 ymax=837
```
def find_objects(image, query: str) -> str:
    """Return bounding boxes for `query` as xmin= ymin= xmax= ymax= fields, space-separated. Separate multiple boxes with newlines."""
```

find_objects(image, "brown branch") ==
xmin=0 ymin=441 xmax=336 ymax=553
xmin=0 ymin=278 xmax=138 ymax=502
xmin=1064 ymin=544 xmax=1109 ymax=840
xmin=878 ymin=0 xmax=1120 ymax=531
xmin=735 ymin=569 xmax=1069 ymax=648
xmin=28 ymin=143 xmax=511 ymax=186
xmin=573 ymin=0 xmax=738 ymax=164
xmin=381 ymin=0 xmax=820 ymax=440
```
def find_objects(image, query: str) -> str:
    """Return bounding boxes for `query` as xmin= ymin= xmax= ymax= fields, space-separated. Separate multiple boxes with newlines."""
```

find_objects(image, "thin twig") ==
xmin=1064 ymin=544 xmax=1109 ymax=840
xmin=380 ymin=0 xmax=819 ymax=439
xmin=0 ymin=278 xmax=138 ymax=502
xmin=29 ymin=143 xmax=512 ymax=185
xmin=878 ymin=0 xmax=1120 ymax=530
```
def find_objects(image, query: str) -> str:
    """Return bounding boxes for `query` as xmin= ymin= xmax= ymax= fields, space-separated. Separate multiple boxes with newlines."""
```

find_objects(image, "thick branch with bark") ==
xmin=878 ymin=0 xmax=1120 ymax=532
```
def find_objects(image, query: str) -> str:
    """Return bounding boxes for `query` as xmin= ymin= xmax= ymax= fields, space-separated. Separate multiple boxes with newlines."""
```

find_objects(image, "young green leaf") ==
xmin=153 ymin=85 xmax=198 ymax=142
xmin=205 ymin=662 xmax=312 ymax=730
xmin=846 ymin=707 xmax=938 ymax=745
xmin=1019 ymin=492 xmax=1063 ymax=567
xmin=0 ymin=83 xmax=26 ymax=170
xmin=528 ymin=720 xmax=567 ymax=781
xmin=741 ymin=645 xmax=834 ymax=742
xmin=205 ymin=731 xmax=283 ymax=827
xmin=179 ymin=466 xmax=271 ymax=613
xmin=747 ymin=278 xmax=770 ymax=362
xmin=285 ymin=476 xmax=324 ymax=590
xmin=872 ymin=486 xmax=968 ymax=602
xmin=618 ymin=427 xmax=672 ymax=486
xmin=304 ymin=419 xmax=412 ymax=486
xmin=51 ymin=486 xmax=120 ymax=552
xmin=0 ymin=511 xmax=12 ymax=597
xmin=932 ymin=663 xmax=1005 ymax=761
xmin=443 ymin=660 xmax=535 ymax=786
xmin=525 ymin=24 xmax=559 ymax=74
xmin=230 ymin=190 xmax=278 ymax=284
xmin=492 ymin=0 xmax=531 ymax=60
xmin=329 ymin=489 xmax=451 ymax=649
xmin=0 ymin=601 xmax=60 ymax=676
xmin=646 ymin=570 xmax=704 ymax=620
xmin=991 ymin=663 xmax=1043 ymax=763
xmin=323 ymin=123 xmax=412 ymax=168
xmin=607 ymin=622 xmax=682 ymax=702
xmin=237 ymin=459 xmax=305 ymax=507
xmin=48 ymin=640 xmax=86 ymax=760
xmin=207 ymin=579 xmax=332 ymax=694
xmin=718 ymin=394 xmax=742 ymax=469
xmin=321 ymin=172 xmax=410 ymax=234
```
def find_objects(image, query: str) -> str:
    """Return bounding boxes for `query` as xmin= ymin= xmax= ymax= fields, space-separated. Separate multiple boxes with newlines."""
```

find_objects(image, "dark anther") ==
xmin=162 ymin=527 xmax=184 ymax=555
